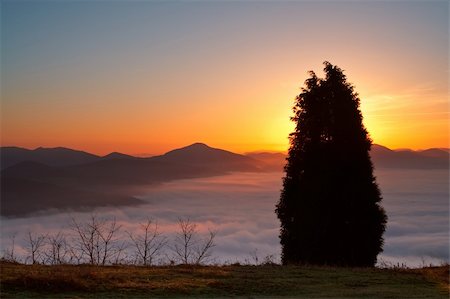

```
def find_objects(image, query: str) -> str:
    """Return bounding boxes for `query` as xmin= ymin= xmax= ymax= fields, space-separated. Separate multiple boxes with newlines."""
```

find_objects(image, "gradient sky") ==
xmin=1 ymin=1 xmax=448 ymax=155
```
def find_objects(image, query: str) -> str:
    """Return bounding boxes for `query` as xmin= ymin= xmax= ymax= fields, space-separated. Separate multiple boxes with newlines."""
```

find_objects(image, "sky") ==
xmin=1 ymin=1 xmax=448 ymax=155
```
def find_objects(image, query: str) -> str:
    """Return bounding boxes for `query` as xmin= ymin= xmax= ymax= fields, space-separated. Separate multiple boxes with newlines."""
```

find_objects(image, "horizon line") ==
xmin=1 ymin=142 xmax=449 ymax=158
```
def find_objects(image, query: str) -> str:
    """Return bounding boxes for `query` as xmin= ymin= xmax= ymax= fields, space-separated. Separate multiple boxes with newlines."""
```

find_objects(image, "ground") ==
xmin=0 ymin=261 xmax=448 ymax=298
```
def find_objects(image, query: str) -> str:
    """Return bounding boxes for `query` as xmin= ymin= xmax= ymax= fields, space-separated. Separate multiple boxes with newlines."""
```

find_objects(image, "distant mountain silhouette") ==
xmin=1 ymin=161 xmax=69 ymax=181
xmin=370 ymin=144 xmax=449 ymax=169
xmin=155 ymin=143 xmax=260 ymax=170
xmin=0 ymin=146 xmax=99 ymax=170
xmin=163 ymin=143 xmax=237 ymax=160
xmin=59 ymin=143 xmax=261 ymax=185
xmin=247 ymin=145 xmax=449 ymax=170
xmin=417 ymin=148 xmax=450 ymax=159
xmin=1 ymin=177 xmax=143 ymax=217
xmin=245 ymin=152 xmax=287 ymax=171
xmin=1 ymin=142 xmax=448 ymax=217
xmin=0 ymin=143 xmax=261 ymax=217
xmin=101 ymin=152 xmax=137 ymax=160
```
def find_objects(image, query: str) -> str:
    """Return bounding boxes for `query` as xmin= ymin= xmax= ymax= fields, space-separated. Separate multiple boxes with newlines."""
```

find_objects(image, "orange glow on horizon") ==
xmin=1 ymin=69 xmax=448 ymax=156
xmin=2 ymin=81 xmax=447 ymax=156
xmin=1 ymin=3 xmax=448 ymax=155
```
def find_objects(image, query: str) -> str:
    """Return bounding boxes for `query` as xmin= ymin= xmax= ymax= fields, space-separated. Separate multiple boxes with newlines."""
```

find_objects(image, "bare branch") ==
xmin=172 ymin=218 xmax=216 ymax=265
xmin=127 ymin=218 xmax=167 ymax=265
xmin=70 ymin=215 xmax=123 ymax=265
xmin=25 ymin=231 xmax=47 ymax=264
xmin=44 ymin=232 xmax=68 ymax=265
xmin=194 ymin=229 xmax=216 ymax=265
xmin=1 ymin=233 xmax=18 ymax=263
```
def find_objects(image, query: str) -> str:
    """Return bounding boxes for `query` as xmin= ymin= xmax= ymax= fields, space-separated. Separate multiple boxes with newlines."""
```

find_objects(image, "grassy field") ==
xmin=0 ymin=261 xmax=448 ymax=298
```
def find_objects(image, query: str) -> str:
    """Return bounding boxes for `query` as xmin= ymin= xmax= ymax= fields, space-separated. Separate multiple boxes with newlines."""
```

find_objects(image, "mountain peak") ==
xmin=156 ymin=142 xmax=261 ymax=171
xmin=34 ymin=146 xmax=71 ymax=151
xmin=371 ymin=144 xmax=392 ymax=152
xmin=163 ymin=143 xmax=213 ymax=156
xmin=187 ymin=142 xmax=210 ymax=149
xmin=1 ymin=146 xmax=99 ymax=169
xmin=102 ymin=152 xmax=134 ymax=160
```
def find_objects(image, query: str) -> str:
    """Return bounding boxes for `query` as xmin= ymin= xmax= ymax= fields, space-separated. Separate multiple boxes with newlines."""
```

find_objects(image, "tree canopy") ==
xmin=276 ymin=62 xmax=387 ymax=266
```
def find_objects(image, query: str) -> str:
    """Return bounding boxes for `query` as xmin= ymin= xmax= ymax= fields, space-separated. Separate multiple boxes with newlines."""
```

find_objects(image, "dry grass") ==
xmin=413 ymin=265 xmax=450 ymax=292
xmin=1 ymin=261 xmax=448 ymax=298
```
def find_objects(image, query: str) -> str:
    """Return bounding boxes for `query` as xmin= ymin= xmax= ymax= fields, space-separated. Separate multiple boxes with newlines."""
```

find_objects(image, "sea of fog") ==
xmin=1 ymin=168 xmax=448 ymax=267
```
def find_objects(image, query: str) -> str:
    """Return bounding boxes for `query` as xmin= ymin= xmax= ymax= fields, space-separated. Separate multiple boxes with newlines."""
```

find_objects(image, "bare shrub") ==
xmin=261 ymin=254 xmax=277 ymax=265
xmin=1 ymin=233 xmax=19 ymax=263
xmin=25 ymin=231 xmax=47 ymax=264
xmin=172 ymin=218 xmax=216 ymax=265
xmin=127 ymin=218 xmax=166 ymax=266
xmin=70 ymin=215 xmax=123 ymax=265
xmin=44 ymin=232 xmax=68 ymax=265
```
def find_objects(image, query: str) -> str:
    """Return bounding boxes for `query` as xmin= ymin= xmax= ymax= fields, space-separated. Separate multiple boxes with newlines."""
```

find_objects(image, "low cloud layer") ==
xmin=1 ymin=169 xmax=448 ymax=267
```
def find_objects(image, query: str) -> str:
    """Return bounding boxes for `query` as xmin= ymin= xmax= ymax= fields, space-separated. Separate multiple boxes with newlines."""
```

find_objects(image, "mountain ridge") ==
xmin=2 ymin=143 xmax=448 ymax=170
xmin=0 ymin=143 xmax=262 ymax=217
xmin=1 ymin=142 xmax=448 ymax=217
xmin=1 ymin=146 xmax=100 ymax=169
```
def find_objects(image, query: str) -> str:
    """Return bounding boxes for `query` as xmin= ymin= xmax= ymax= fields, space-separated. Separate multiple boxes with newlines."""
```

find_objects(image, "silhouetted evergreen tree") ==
xmin=276 ymin=62 xmax=387 ymax=266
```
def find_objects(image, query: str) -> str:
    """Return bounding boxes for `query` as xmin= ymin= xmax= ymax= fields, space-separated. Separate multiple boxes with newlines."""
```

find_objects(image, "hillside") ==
xmin=0 ymin=143 xmax=261 ymax=217
xmin=1 ymin=142 xmax=448 ymax=217
xmin=1 ymin=143 xmax=261 ymax=187
xmin=1 ymin=262 xmax=448 ymax=298
xmin=0 ymin=177 xmax=143 ymax=217
xmin=370 ymin=145 xmax=449 ymax=169
xmin=0 ymin=146 xmax=100 ymax=170
xmin=246 ymin=144 xmax=449 ymax=170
